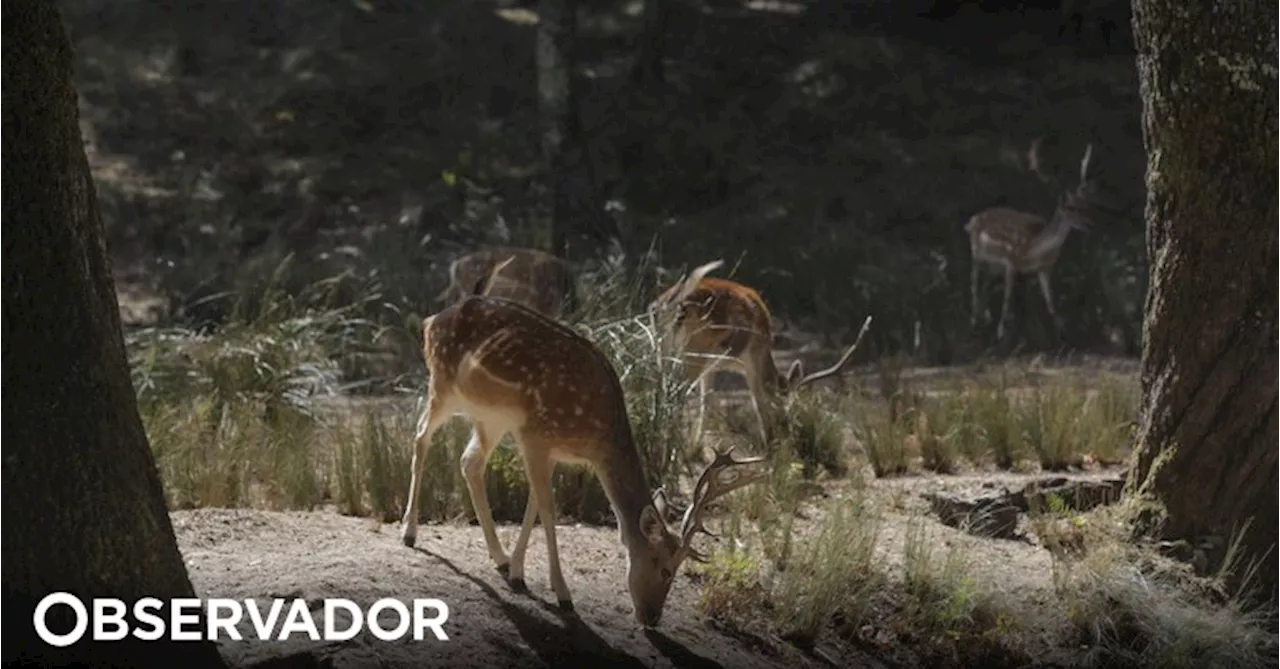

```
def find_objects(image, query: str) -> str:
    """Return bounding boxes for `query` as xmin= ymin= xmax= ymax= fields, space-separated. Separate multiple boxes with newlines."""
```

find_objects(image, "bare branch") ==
xmin=794 ymin=314 xmax=873 ymax=388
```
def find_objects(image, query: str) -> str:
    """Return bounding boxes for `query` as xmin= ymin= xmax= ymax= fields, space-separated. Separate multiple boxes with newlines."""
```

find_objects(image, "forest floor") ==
xmin=64 ymin=0 xmax=1259 ymax=665
xmin=172 ymin=378 xmax=1133 ymax=669
xmin=175 ymin=472 xmax=1125 ymax=669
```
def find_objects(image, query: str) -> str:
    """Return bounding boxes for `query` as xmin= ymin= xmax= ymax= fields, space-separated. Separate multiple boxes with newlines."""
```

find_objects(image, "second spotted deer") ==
xmin=437 ymin=246 xmax=574 ymax=319
xmin=649 ymin=260 xmax=870 ymax=446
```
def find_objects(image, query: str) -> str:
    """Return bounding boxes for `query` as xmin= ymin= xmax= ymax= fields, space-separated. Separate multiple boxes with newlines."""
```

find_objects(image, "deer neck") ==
xmin=593 ymin=423 xmax=658 ymax=548
xmin=1026 ymin=209 xmax=1076 ymax=261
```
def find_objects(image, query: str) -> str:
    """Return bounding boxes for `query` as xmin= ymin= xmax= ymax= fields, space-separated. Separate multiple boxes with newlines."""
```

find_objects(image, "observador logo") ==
xmin=32 ymin=592 xmax=451 ymax=646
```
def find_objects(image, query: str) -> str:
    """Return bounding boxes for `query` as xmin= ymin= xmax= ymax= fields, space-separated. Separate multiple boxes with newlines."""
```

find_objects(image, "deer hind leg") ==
xmin=459 ymin=422 xmax=510 ymax=571
xmin=505 ymin=488 xmax=539 ymax=593
xmin=1037 ymin=271 xmax=1064 ymax=335
xmin=517 ymin=435 xmax=573 ymax=610
xmin=743 ymin=358 xmax=775 ymax=447
xmin=997 ymin=263 xmax=1017 ymax=341
xmin=684 ymin=360 xmax=712 ymax=446
xmin=402 ymin=390 xmax=453 ymax=547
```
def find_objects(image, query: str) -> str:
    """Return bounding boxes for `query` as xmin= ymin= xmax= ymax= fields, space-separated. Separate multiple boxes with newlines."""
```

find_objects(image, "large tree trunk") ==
xmin=1 ymin=3 xmax=227 ymax=667
xmin=1129 ymin=0 xmax=1278 ymax=599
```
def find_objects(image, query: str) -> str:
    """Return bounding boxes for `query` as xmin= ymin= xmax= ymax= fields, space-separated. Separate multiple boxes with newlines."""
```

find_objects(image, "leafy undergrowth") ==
xmin=117 ymin=256 xmax=1263 ymax=667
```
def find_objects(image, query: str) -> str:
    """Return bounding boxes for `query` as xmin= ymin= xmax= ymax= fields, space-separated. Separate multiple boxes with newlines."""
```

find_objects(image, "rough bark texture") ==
xmin=537 ymin=0 xmax=581 ymax=260
xmin=629 ymin=0 xmax=669 ymax=84
xmin=1129 ymin=0 xmax=1279 ymax=599
xmin=1 ymin=3 xmax=228 ymax=667
xmin=536 ymin=0 xmax=612 ymax=263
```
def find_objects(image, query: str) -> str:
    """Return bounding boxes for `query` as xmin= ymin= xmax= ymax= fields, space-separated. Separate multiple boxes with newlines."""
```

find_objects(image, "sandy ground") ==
xmin=172 ymin=460 xmax=1125 ymax=669
xmin=175 ymin=507 xmax=884 ymax=669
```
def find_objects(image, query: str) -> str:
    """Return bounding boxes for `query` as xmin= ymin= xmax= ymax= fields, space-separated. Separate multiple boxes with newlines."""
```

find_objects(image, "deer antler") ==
xmin=674 ymin=447 xmax=767 ymax=565
xmin=1076 ymin=143 xmax=1094 ymax=196
xmin=1027 ymin=136 xmax=1063 ymax=191
xmin=794 ymin=314 xmax=873 ymax=388
xmin=1079 ymin=143 xmax=1093 ymax=184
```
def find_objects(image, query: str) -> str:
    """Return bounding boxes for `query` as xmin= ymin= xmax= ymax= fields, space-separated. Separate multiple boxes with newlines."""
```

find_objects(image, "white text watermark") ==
xmin=33 ymin=592 xmax=450 ymax=647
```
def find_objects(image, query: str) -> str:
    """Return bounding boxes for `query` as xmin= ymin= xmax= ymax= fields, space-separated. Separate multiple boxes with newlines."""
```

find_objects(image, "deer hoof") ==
xmin=401 ymin=534 xmax=417 ymax=548
xmin=558 ymin=599 xmax=575 ymax=613
xmin=496 ymin=562 xmax=510 ymax=577
xmin=508 ymin=578 xmax=528 ymax=594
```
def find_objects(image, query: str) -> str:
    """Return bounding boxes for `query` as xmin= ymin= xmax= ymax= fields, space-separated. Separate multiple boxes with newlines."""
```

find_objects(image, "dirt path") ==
xmin=174 ymin=464 xmax=1129 ymax=668
xmin=176 ymin=508 xmax=888 ymax=669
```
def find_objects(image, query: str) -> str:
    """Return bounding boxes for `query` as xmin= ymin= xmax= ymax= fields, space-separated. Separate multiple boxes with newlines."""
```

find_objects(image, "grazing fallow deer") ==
xmin=649 ymin=260 xmax=871 ymax=445
xmin=400 ymin=262 xmax=767 ymax=627
xmin=966 ymin=142 xmax=1097 ymax=341
xmin=437 ymin=246 xmax=573 ymax=319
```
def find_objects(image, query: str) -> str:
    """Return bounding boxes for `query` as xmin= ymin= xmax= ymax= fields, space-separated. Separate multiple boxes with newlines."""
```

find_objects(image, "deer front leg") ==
xmin=519 ymin=439 xmax=573 ymax=610
xmin=997 ymin=264 xmax=1016 ymax=341
xmin=459 ymin=423 xmax=509 ymax=570
xmin=1037 ymin=271 xmax=1064 ymax=335
xmin=402 ymin=393 xmax=449 ymax=547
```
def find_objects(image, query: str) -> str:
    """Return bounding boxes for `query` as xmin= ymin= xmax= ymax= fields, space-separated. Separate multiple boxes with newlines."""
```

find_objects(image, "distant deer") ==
xmin=437 ymin=246 xmax=574 ymax=319
xmin=966 ymin=141 xmax=1097 ymax=341
xmin=649 ymin=260 xmax=871 ymax=445
xmin=400 ymin=259 xmax=766 ymax=627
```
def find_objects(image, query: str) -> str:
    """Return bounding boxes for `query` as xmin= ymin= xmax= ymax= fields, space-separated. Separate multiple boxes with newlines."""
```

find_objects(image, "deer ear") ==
xmin=638 ymin=505 xmax=668 ymax=546
xmin=786 ymin=359 xmax=804 ymax=385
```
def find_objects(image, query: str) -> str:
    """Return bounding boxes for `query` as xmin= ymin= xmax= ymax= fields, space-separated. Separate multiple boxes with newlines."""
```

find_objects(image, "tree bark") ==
xmin=629 ymin=0 xmax=669 ymax=85
xmin=1129 ymin=0 xmax=1278 ymax=600
xmin=536 ymin=0 xmax=613 ymax=263
xmin=1 ymin=3 xmax=227 ymax=667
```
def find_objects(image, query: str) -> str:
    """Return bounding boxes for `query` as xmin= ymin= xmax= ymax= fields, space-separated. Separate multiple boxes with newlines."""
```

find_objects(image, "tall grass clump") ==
xmin=1077 ymin=373 xmax=1139 ymax=465
xmin=695 ymin=471 xmax=881 ymax=642
xmin=718 ymin=384 xmax=850 ymax=481
xmin=907 ymin=402 xmax=958 ymax=474
xmin=331 ymin=400 xmax=471 ymax=522
xmin=964 ymin=371 xmax=1021 ymax=469
xmin=768 ymin=488 xmax=884 ymax=646
xmin=128 ymin=263 xmax=384 ymax=509
xmin=926 ymin=378 xmax=990 ymax=466
xmin=573 ymin=250 xmax=701 ymax=496
xmin=852 ymin=396 xmax=913 ymax=477
xmin=1050 ymin=533 xmax=1277 ymax=668
xmin=1019 ymin=380 xmax=1088 ymax=471
xmin=900 ymin=516 xmax=990 ymax=640
xmin=774 ymin=388 xmax=850 ymax=479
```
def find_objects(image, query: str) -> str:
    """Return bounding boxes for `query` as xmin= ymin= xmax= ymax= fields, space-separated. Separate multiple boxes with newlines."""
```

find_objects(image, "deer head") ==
xmin=632 ymin=447 xmax=766 ymax=626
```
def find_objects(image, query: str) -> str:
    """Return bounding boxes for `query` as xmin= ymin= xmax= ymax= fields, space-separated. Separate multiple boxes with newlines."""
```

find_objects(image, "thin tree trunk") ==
xmin=630 ymin=0 xmax=669 ymax=85
xmin=1 ymin=3 xmax=227 ymax=666
xmin=537 ymin=0 xmax=583 ymax=260
xmin=1129 ymin=0 xmax=1278 ymax=599
xmin=536 ymin=0 xmax=616 ymax=265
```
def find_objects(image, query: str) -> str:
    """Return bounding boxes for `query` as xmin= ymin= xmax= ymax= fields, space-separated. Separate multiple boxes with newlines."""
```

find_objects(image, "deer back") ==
xmin=655 ymin=276 xmax=774 ymax=363
xmin=423 ymin=295 xmax=630 ymax=449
